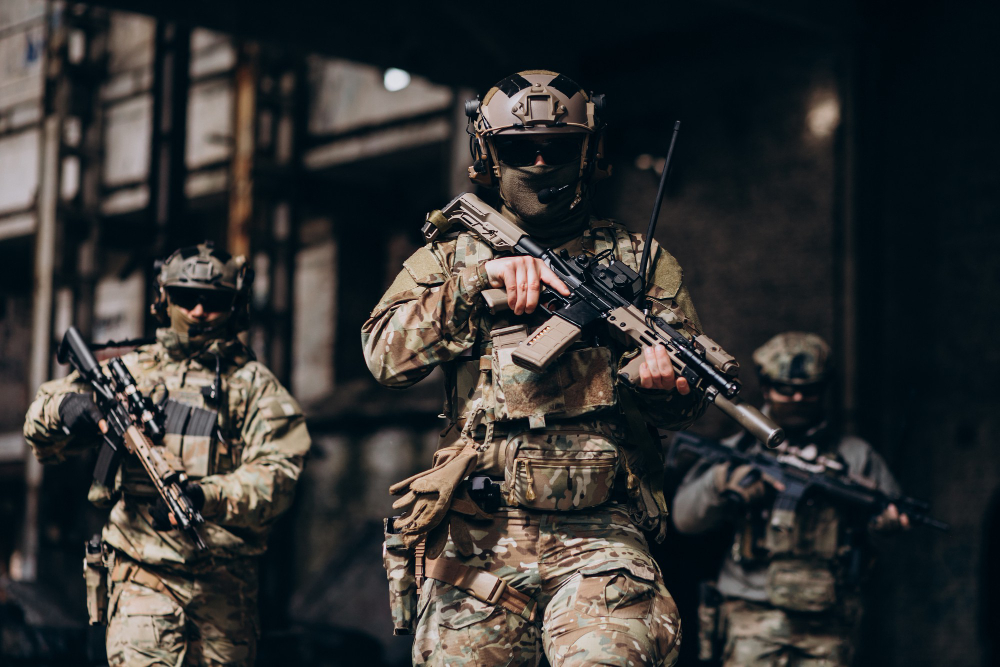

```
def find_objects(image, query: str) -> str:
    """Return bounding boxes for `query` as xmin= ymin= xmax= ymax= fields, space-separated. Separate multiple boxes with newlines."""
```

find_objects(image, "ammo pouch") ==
xmin=489 ymin=324 xmax=616 ymax=426
xmin=764 ymin=559 xmax=837 ymax=612
xmin=82 ymin=535 xmax=108 ymax=625
xmin=383 ymin=517 xmax=418 ymax=636
xmin=503 ymin=429 xmax=619 ymax=511
xmin=121 ymin=399 xmax=219 ymax=497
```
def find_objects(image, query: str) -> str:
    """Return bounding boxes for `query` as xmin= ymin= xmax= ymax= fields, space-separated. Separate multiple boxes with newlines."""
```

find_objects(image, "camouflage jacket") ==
xmin=362 ymin=217 xmax=708 ymax=477
xmin=672 ymin=422 xmax=900 ymax=603
xmin=24 ymin=329 xmax=311 ymax=570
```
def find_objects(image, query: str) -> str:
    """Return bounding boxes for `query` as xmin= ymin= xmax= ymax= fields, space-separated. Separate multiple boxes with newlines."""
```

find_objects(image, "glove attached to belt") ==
xmin=389 ymin=445 xmax=483 ymax=555
xmin=424 ymin=490 xmax=492 ymax=559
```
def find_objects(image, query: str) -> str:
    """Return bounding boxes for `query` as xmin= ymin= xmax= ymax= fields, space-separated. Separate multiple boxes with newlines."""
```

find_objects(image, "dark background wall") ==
xmin=1 ymin=1 xmax=997 ymax=665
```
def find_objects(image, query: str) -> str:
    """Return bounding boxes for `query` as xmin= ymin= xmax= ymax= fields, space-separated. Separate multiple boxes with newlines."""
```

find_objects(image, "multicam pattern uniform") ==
xmin=672 ymin=427 xmax=899 ymax=667
xmin=24 ymin=331 xmax=311 ymax=666
xmin=363 ymin=219 xmax=706 ymax=666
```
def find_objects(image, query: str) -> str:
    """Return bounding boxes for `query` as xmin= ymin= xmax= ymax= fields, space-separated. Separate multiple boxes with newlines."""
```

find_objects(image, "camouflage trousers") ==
xmin=105 ymin=552 xmax=259 ymax=666
xmin=413 ymin=504 xmax=681 ymax=666
xmin=718 ymin=599 xmax=860 ymax=667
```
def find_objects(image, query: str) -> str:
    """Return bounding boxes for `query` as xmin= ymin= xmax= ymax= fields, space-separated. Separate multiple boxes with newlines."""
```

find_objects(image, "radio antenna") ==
xmin=637 ymin=120 xmax=681 ymax=306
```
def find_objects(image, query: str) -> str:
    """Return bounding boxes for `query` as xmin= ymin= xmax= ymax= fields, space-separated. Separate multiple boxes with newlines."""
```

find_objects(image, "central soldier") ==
xmin=364 ymin=71 xmax=706 ymax=666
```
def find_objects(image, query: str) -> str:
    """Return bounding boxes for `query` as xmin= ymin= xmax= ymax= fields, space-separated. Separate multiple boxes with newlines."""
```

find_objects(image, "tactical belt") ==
xmin=422 ymin=555 xmax=538 ymax=622
xmin=110 ymin=556 xmax=182 ymax=606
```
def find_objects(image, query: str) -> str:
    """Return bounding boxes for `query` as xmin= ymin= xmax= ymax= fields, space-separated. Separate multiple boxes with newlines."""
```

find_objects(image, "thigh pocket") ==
xmin=108 ymin=584 xmax=184 ymax=657
xmin=575 ymin=559 xmax=659 ymax=620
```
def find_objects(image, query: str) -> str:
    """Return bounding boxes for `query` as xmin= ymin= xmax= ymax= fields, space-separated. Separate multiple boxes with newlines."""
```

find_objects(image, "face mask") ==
xmin=498 ymin=163 xmax=587 ymax=241
xmin=768 ymin=399 xmax=825 ymax=431
xmin=167 ymin=302 xmax=230 ymax=351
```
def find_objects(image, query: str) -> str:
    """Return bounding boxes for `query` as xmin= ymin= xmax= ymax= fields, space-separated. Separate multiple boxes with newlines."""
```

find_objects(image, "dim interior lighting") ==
xmin=807 ymin=94 xmax=841 ymax=139
xmin=383 ymin=68 xmax=411 ymax=92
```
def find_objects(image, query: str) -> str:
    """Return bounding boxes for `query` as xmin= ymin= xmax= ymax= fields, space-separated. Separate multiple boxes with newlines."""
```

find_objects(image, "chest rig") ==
xmin=729 ymin=436 xmax=851 ymax=612
xmin=439 ymin=221 xmax=662 ymax=514
xmin=118 ymin=348 xmax=242 ymax=498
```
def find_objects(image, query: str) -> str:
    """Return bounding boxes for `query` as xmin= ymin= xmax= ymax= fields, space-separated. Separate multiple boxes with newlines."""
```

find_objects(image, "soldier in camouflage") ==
xmin=365 ymin=71 xmax=708 ymax=666
xmin=24 ymin=243 xmax=311 ymax=666
xmin=672 ymin=332 xmax=907 ymax=666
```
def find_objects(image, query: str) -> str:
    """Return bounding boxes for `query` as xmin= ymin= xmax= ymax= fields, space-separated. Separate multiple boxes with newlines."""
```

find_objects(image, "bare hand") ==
xmin=639 ymin=344 xmax=690 ymax=394
xmin=871 ymin=503 xmax=911 ymax=532
xmin=483 ymin=257 xmax=570 ymax=316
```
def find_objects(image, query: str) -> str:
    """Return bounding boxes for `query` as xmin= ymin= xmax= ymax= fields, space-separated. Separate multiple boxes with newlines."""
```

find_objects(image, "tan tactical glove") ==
xmin=389 ymin=445 xmax=479 ymax=550
xmin=713 ymin=463 xmax=782 ymax=504
xmin=424 ymin=490 xmax=493 ymax=559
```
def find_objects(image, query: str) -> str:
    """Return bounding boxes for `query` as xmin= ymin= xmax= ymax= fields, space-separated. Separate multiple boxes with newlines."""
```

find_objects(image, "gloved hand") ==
xmin=713 ymin=463 xmax=783 ymax=505
xmin=150 ymin=480 xmax=205 ymax=531
xmin=389 ymin=445 xmax=479 ymax=550
xmin=58 ymin=393 xmax=105 ymax=436
xmin=424 ymin=488 xmax=493 ymax=559
xmin=870 ymin=503 xmax=911 ymax=532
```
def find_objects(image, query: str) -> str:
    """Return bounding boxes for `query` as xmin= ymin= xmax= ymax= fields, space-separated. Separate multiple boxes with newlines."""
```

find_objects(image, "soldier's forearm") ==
xmin=198 ymin=456 xmax=303 ymax=527
xmin=363 ymin=265 xmax=488 ymax=386
xmin=672 ymin=467 xmax=728 ymax=534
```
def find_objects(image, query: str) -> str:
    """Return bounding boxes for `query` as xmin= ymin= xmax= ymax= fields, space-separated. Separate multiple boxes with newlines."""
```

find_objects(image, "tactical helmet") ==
xmin=466 ymin=70 xmax=609 ymax=191
xmin=753 ymin=332 xmax=832 ymax=386
xmin=151 ymin=241 xmax=253 ymax=332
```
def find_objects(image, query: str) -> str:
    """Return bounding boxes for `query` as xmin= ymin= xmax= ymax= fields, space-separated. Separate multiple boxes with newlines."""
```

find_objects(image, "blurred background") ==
xmin=0 ymin=0 xmax=997 ymax=665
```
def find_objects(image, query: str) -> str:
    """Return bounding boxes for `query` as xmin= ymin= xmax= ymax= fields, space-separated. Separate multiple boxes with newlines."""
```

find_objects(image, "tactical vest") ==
xmin=116 ymin=348 xmax=243 ymax=498
xmin=428 ymin=220 xmax=676 ymax=512
xmin=730 ymin=438 xmax=847 ymax=612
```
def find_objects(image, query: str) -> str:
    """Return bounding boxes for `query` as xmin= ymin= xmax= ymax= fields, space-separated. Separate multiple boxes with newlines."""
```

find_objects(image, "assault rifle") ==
xmin=421 ymin=194 xmax=784 ymax=447
xmin=58 ymin=326 xmax=208 ymax=550
xmin=667 ymin=431 xmax=949 ymax=531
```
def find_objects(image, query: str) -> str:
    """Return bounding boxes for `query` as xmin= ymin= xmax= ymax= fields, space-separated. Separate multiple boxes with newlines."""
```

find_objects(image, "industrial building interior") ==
xmin=0 ymin=0 xmax=997 ymax=664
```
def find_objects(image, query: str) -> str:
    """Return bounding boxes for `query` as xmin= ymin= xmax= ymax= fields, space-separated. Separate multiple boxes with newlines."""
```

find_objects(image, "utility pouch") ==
xmin=82 ymin=535 xmax=108 ymax=625
xmin=490 ymin=325 xmax=616 ymax=425
xmin=503 ymin=429 xmax=619 ymax=511
xmin=697 ymin=581 xmax=723 ymax=662
xmin=765 ymin=559 xmax=837 ymax=612
xmin=383 ymin=517 xmax=418 ymax=636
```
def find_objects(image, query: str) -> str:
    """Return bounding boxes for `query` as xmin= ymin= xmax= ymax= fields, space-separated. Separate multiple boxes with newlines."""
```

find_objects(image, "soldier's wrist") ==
xmin=460 ymin=263 xmax=491 ymax=296
xmin=196 ymin=480 xmax=225 ymax=519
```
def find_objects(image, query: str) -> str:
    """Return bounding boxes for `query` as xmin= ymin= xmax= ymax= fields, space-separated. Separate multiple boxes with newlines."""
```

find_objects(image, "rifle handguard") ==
xmin=511 ymin=316 xmax=583 ymax=374
xmin=713 ymin=394 xmax=784 ymax=448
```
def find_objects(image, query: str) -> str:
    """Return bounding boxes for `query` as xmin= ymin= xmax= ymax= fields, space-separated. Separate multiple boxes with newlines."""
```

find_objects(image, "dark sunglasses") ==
xmin=768 ymin=382 xmax=826 ymax=399
xmin=167 ymin=287 xmax=235 ymax=313
xmin=494 ymin=136 xmax=584 ymax=167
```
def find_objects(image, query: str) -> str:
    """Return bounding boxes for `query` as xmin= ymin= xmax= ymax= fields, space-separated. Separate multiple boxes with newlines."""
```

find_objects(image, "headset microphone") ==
xmin=536 ymin=184 xmax=572 ymax=204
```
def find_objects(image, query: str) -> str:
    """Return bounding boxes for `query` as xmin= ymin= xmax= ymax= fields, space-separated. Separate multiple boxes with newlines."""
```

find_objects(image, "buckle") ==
xmin=485 ymin=577 xmax=508 ymax=606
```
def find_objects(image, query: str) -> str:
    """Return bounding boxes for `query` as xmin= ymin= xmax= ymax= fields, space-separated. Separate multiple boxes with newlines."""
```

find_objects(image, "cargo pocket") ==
xmin=504 ymin=430 xmax=619 ymax=511
xmin=413 ymin=579 xmax=508 ymax=667
xmin=106 ymin=583 xmax=185 ymax=663
xmin=575 ymin=558 xmax=659 ymax=620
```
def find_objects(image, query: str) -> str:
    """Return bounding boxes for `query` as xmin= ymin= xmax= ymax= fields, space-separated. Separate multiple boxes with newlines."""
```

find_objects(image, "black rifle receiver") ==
xmin=667 ymin=431 xmax=949 ymax=532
